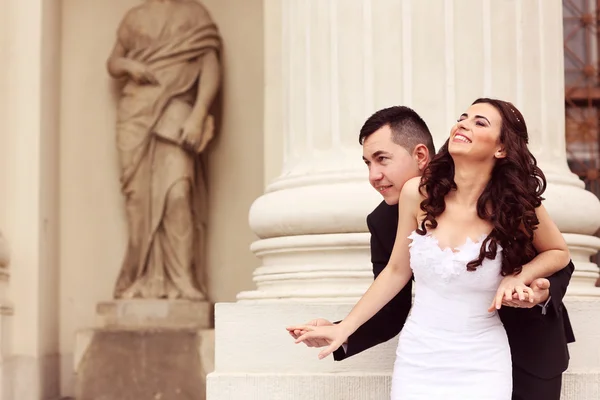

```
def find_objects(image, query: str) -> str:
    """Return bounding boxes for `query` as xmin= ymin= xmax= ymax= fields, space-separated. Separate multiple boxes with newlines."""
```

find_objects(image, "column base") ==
xmin=237 ymin=233 xmax=372 ymax=302
xmin=245 ymin=179 xmax=382 ymax=301
xmin=563 ymin=233 xmax=600 ymax=296
xmin=543 ymin=171 xmax=600 ymax=291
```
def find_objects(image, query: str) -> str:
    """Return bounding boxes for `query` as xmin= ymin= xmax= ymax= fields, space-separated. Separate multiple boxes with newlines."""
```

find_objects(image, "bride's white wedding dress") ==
xmin=391 ymin=231 xmax=512 ymax=399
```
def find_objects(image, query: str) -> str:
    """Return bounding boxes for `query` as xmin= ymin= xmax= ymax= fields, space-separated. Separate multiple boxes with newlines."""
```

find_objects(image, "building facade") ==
xmin=0 ymin=0 xmax=598 ymax=399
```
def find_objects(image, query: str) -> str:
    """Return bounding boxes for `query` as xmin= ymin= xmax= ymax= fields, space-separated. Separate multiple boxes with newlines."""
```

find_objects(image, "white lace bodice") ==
xmin=407 ymin=230 xmax=504 ymax=331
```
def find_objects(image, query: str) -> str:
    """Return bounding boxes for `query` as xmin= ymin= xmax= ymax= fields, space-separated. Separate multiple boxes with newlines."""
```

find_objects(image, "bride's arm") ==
xmin=338 ymin=177 xmax=421 ymax=336
xmin=292 ymin=177 xmax=422 ymax=358
xmin=518 ymin=204 xmax=570 ymax=285
xmin=491 ymin=203 xmax=570 ymax=310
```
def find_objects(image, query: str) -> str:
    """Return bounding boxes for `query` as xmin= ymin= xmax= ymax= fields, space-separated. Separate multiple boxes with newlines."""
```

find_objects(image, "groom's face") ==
xmin=362 ymin=125 xmax=424 ymax=205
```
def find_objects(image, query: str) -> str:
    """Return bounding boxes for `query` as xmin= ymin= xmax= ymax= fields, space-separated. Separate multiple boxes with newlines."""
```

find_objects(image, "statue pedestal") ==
xmin=95 ymin=299 xmax=212 ymax=328
xmin=74 ymin=300 xmax=214 ymax=400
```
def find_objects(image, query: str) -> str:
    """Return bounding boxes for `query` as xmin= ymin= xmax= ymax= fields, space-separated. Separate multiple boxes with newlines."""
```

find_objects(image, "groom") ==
xmin=289 ymin=106 xmax=576 ymax=400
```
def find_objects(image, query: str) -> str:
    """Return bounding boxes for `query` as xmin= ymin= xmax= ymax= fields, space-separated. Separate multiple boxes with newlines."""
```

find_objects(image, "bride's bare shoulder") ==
xmin=400 ymin=176 xmax=426 ymax=202
xmin=398 ymin=177 xmax=426 ymax=226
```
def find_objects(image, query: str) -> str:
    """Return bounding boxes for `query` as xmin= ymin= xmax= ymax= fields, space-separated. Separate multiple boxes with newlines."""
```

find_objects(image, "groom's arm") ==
xmin=543 ymin=260 xmax=574 ymax=317
xmin=334 ymin=279 xmax=412 ymax=360
xmin=333 ymin=216 xmax=412 ymax=361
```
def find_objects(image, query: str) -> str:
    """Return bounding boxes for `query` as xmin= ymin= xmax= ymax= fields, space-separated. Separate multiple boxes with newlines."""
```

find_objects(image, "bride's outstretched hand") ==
xmin=291 ymin=323 xmax=353 ymax=359
xmin=489 ymin=274 xmax=535 ymax=312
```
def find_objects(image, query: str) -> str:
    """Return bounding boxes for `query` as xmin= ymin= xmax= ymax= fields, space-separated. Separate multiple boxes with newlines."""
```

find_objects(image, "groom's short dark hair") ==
xmin=359 ymin=106 xmax=435 ymax=156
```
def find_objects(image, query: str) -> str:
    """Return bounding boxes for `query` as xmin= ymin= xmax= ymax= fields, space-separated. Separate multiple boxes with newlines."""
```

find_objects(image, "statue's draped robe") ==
xmin=113 ymin=1 xmax=220 ymax=299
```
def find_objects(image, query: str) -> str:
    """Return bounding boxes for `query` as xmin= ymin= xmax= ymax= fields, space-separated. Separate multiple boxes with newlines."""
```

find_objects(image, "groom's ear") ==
xmin=413 ymin=144 xmax=430 ymax=171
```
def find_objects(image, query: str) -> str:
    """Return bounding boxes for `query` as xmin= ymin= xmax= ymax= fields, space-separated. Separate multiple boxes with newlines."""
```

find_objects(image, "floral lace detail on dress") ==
xmin=407 ymin=230 xmax=500 ymax=283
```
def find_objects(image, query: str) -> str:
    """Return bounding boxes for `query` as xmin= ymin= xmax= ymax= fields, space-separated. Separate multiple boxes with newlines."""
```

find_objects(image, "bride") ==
xmin=290 ymin=98 xmax=570 ymax=399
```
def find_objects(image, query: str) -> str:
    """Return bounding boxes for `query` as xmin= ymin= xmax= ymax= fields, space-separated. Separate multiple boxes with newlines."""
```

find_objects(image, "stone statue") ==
xmin=107 ymin=0 xmax=221 ymax=300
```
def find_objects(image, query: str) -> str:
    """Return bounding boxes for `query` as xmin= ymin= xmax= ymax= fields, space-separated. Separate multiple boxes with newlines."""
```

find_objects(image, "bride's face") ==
xmin=448 ymin=103 xmax=506 ymax=162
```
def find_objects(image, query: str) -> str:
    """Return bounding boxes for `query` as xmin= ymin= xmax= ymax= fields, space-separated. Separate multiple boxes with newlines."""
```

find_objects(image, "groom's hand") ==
xmin=503 ymin=278 xmax=550 ymax=309
xmin=287 ymin=318 xmax=333 ymax=348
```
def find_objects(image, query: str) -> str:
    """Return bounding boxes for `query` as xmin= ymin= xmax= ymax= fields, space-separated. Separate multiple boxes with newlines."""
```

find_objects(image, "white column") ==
xmin=464 ymin=0 xmax=600 ymax=295
xmin=241 ymin=0 xmax=404 ymax=302
xmin=0 ymin=0 xmax=61 ymax=398
xmin=241 ymin=0 xmax=600 ymax=303
xmin=210 ymin=1 xmax=600 ymax=399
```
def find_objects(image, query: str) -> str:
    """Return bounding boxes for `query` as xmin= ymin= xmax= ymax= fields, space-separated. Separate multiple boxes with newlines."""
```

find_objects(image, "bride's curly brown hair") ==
xmin=416 ymin=98 xmax=546 ymax=276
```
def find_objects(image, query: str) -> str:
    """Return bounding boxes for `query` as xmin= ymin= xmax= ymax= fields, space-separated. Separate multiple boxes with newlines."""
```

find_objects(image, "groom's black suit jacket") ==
xmin=333 ymin=201 xmax=575 ymax=380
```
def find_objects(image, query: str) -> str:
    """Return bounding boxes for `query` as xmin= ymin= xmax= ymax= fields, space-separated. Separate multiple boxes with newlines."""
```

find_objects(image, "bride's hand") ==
xmin=489 ymin=274 xmax=534 ymax=312
xmin=292 ymin=323 xmax=353 ymax=359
